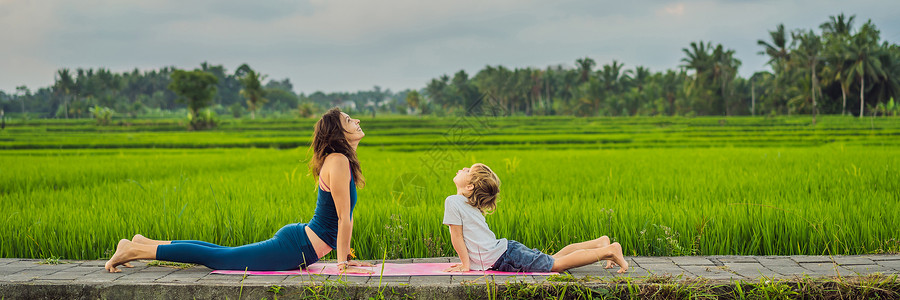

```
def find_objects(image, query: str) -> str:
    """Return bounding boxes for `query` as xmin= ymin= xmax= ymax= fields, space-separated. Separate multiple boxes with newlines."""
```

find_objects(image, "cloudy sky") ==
xmin=1 ymin=0 xmax=898 ymax=94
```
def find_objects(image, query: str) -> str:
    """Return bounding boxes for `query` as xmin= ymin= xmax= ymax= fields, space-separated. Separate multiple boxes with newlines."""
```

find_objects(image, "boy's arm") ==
xmin=444 ymin=224 xmax=470 ymax=272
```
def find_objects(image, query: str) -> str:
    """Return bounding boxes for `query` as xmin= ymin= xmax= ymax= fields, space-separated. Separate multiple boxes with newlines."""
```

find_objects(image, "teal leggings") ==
xmin=156 ymin=223 xmax=318 ymax=271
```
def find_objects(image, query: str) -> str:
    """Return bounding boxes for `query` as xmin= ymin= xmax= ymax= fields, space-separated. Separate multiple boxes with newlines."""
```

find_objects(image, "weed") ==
xmin=267 ymin=285 xmax=284 ymax=300
xmin=37 ymin=255 xmax=66 ymax=265
xmin=146 ymin=260 xmax=195 ymax=269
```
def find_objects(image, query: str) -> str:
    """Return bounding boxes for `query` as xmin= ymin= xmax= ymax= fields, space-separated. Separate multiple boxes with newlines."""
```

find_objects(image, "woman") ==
xmin=104 ymin=108 xmax=373 ymax=274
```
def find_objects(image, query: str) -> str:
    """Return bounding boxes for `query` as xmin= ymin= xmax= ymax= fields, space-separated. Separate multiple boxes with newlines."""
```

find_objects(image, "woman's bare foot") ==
xmin=132 ymin=234 xmax=169 ymax=245
xmin=607 ymin=243 xmax=629 ymax=273
xmin=105 ymin=239 xmax=137 ymax=273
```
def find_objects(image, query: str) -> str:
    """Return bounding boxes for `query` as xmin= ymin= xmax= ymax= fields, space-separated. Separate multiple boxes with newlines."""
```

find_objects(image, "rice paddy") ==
xmin=1 ymin=116 xmax=898 ymax=260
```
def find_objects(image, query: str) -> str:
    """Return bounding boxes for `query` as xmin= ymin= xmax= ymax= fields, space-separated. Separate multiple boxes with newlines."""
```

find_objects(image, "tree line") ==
xmin=1 ymin=14 xmax=898 ymax=122
xmin=421 ymin=14 xmax=899 ymax=119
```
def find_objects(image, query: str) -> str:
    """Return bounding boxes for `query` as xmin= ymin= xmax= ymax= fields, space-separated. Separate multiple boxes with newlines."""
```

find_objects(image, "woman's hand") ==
xmin=443 ymin=263 xmax=470 ymax=272
xmin=338 ymin=261 xmax=374 ymax=274
xmin=347 ymin=260 xmax=375 ymax=267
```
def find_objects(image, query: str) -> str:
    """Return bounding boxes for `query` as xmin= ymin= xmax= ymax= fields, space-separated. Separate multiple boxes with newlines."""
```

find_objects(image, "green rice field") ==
xmin=1 ymin=116 xmax=898 ymax=260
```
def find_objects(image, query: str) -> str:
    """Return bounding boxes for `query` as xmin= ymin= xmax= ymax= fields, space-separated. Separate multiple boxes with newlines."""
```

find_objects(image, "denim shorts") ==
xmin=489 ymin=240 xmax=555 ymax=273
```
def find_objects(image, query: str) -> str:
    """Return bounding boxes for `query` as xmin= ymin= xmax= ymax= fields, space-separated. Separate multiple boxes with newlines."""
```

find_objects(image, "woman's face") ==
xmin=340 ymin=112 xmax=364 ymax=141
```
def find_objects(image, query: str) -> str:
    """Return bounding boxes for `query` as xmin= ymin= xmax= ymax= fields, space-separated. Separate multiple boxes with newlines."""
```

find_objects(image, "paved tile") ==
xmin=3 ymin=268 xmax=59 ymax=278
xmin=154 ymin=269 xmax=217 ymax=283
xmin=39 ymin=272 xmax=87 ymax=280
xmin=644 ymin=268 xmax=690 ymax=277
xmin=875 ymin=260 xmax=900 ymax=271
xmin=452 ymin=274 xmax=500 ymax=284
xmin=0 ymin=259 xmax=17 ymax=266
xmin=717 ymin=256 xmax=760 ymax=264
xmin=757 ymin=257 xmax=801 ymax=267
xmin=31 ymin=279 xmax=77 ymax=284
xmin=76 ymin=271 xmax=127 ymax=282
xmin=766 ymin=266 xmax=812 ymax=277
xmin=115 ymin=269 xmax=176 ymax=282
xmin=723 ymin=263 xmax=780 ymax=278
xmin=237 ymin=275 xmax=290 ymax=284
xmin=1 ymin=268 xmax=63 ymax=282
xmin=841 ymin=264 xmax=895 ymax=275
xmin=2 ymin=261 xmax=43 ymax=268
xmin=326 ymin=275 xmax=370 ymax=284
xmin=61 ymin=266 xmax=105 ymax=275
xmin=291 ymin=273 xmax=336 ymax=283
xmin=491 ymin=275 xmax=534 ymax=284
xmin=4 ymin=255 xmax=900 ymax=293
xmin=834 ymin=257 xmax=876 ymax=265
xmin=798 ymin=262 xmax=853 ymax=277
xmin=195 ymin=274 xmax=241 ymax=285
xmin=641 ymin=262 xmax=690 ymax=276
xmin=370 ymin=276 xmax=410 ymax=284
xmin=602 ymin=266 xmax=649 ymax=278
xmin=25 ymin=263 xmax=77 ymax=271
xmin=0 ymin=268 xmax=22 ymax=276
xmin=631 ymin=257 xmax=672 ymax=265
xmin=409 ymin=275 xmax=451 ymax=285
xmin=671 ymin=256 xmax=715 ymax=266
xmin=682 ymin=265 xmax=745 ymax=280
xmin=868 ymin=255 xmax=900 ymax=261
xmin=77 ymin=261 xmax=108 ymax=268
xmin=567 ymin=262 xmax=604 ymax=276
xmin=791 ymin=256 xmax=834 ymax=263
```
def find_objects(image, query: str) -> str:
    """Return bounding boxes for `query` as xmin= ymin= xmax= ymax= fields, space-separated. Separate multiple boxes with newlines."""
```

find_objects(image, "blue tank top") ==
xmin=307 ymin=174 xmax=357 ymax=249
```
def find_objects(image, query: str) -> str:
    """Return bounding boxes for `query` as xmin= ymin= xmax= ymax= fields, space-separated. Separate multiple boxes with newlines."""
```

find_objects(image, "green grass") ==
xmin=0 ymin=115 xmax=898 ymax=260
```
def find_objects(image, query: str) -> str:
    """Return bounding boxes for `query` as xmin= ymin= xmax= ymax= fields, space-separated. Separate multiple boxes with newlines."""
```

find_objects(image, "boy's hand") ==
xmin=443 ymin=263 xmax=470 ymax=272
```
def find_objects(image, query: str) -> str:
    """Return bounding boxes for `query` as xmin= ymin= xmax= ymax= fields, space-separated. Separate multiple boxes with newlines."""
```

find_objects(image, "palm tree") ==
xmin=55 ymin=69 xmax=76 ymax=119
xmin=792 ymin=30 xmax=823 ymax=122
xmin=681 ymin=41 xmax=715 ymax=114
xmin=425 ymin=74 xmax=450 ymax=110
xmin=821 ymin=14 xmax=855 ymax=115
xmin=628 ymin=66 xmax=651 ymax=115
xmin=597 ymin=60 xmax=628 ymax=115
xmin=238 ymin=65 xmax=267 ymax=120
xmin=845 ymin=21 xmax=886 ymax=118
xmin=575 ymin=57 xmax=596 ymax=84
xmin=758 ymin=24 xmax=792 ymax=114
xmin=405 ymin=90 xmax=421 ymax=114
xmin=870 ymin=43 xmax=900 ymax=106
xmin=820 ymin=14 xmax=855 ymax=37
xmin=15 ymin=85 xmax=28 ymax=116
xmin=712 ymin=45 xmax=741 ymax=116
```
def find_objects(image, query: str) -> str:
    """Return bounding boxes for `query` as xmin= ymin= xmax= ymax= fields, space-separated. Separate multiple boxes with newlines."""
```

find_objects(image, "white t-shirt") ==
xmin=442 ymin=194 xmax=508 ymax=270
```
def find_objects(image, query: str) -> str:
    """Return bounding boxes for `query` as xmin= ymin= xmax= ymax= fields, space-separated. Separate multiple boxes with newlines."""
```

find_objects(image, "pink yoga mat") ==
xmin=210 ymin=263 xmax=558 ymax=276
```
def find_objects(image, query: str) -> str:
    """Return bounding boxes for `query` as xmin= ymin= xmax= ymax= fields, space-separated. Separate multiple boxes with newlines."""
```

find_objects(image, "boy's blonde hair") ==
xmin=466 ymin=163 xmax=501 ymax=214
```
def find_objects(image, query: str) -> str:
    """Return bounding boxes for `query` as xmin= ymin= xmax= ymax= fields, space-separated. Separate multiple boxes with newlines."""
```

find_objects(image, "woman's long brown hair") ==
xmin=308 ymin=107 xmax=365 ymax=188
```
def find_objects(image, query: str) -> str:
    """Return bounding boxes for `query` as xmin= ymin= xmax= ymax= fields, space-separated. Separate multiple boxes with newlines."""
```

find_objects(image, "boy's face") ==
xmin=453 ymin=164 xmax=477 ymax=189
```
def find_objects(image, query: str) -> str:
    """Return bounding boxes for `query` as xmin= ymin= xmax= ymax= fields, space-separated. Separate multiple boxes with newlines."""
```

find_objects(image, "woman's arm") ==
xmin=325 ymin=154 xmax=372 ymax=273
xmin=444 ymin=224 xmax=470 ymax=272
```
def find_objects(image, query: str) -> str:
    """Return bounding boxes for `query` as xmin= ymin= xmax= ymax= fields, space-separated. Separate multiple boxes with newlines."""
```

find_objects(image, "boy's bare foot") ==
xmin=608 ymin=243 xmax=629 ymax=273
xmin=604 ymin=260 xmax=617 ymax=269
xmin=105 ymin=239 xmax=136 ymax=273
